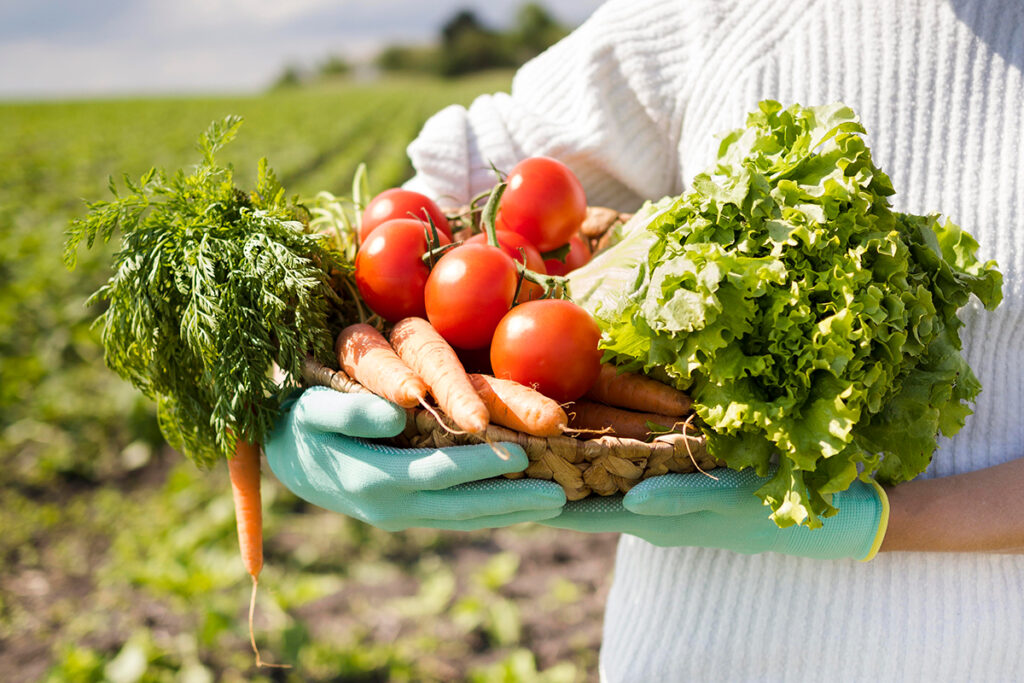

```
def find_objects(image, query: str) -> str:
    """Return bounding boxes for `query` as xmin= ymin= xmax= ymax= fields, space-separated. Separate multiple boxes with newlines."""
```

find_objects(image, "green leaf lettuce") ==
xmin=569 ymin=100 xmax=1002 ymax=527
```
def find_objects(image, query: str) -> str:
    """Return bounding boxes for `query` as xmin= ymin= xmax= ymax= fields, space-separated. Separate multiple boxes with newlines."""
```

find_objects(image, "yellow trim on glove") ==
xmin=860 ymin=479 xmax=890 ymax=562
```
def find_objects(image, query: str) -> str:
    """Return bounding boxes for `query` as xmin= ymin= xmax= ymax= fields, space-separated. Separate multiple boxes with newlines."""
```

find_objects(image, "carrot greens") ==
xmin=64 ymin=115 xmax=357 ymax=468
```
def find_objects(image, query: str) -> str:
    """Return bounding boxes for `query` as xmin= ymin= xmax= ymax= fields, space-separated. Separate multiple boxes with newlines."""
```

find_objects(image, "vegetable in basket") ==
xmin=568 ymin=100 xmax=1003 ymax=529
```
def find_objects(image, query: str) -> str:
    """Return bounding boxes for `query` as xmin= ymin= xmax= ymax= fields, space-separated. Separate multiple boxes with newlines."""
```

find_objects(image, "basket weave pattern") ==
xmin=400 ymin=409 xmax=715 ymax=501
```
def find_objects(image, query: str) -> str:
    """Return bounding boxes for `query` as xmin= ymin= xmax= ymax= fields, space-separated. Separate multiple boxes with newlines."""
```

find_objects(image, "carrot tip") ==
xmin=678 ymin=413 xmax=717 ymax=481
xmin=247 ymin=576 xmax=291 ymax=670
xmin=489 ymin=440 xmax=509 ymax=462
xmin=420 ymin=398 xmax=475 ymax=436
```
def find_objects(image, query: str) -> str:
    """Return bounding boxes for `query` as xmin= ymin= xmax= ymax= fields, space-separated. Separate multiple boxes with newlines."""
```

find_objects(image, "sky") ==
xmin=0 ymin=0 xmax=605 ymax=99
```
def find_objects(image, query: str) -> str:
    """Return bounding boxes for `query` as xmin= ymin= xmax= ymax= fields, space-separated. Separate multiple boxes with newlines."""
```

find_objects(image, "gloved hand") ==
xmin=542 ymin=468 xmax=889 ymax=561
xmin=265 ymin=386 xmax=567 ymax=531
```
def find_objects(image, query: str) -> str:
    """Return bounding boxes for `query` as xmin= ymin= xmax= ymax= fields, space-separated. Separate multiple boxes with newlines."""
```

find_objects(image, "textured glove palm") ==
xmin=265 ymin=386 xmax=567 ymax=531
xmin=543 ymin=469 xmax=889 ymax=561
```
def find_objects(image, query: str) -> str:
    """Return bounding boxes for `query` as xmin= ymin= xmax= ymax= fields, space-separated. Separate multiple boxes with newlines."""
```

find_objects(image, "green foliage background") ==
xmin=0 ymin=74 xmax=611 ymax=682
xmin=372 ymin=4 xmax=569 ymax=78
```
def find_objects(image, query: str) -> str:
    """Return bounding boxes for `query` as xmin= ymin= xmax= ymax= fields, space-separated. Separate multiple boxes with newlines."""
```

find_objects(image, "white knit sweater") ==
xmin=405 ymin=0 xmax=1024 ymax=679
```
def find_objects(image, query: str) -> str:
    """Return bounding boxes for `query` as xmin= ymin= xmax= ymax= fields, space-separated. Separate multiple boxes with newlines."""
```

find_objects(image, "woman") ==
xmin=267 ymin=0 xmax=1024 ymax=679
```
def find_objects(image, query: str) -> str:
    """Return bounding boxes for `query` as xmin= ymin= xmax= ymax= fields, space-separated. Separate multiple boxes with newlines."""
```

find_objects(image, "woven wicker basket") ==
xmin=303 ymin=206 xmax=721 ymax=501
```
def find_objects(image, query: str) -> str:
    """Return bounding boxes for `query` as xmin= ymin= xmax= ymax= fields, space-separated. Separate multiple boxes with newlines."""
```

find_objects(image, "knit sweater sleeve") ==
xmin=403 ymin=0 xmax=712 ymax=212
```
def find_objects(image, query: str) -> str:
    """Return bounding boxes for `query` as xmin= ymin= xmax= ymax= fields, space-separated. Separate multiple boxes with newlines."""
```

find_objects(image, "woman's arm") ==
xmin=881 ymin=456 xmax=1024 ymax=553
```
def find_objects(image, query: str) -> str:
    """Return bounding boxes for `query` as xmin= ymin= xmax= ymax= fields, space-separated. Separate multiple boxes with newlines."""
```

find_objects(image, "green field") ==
xmin=0 ymin=74 xmax=617 ymax=682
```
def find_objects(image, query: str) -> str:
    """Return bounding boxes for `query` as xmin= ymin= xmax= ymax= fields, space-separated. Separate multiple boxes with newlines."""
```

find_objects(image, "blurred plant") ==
xmin=272 ymin=65 xmax=304 ymax=90
xmin=317 ymin=55 xmax=352 ymax=80
xmin=468 ymin=649 xmax=578 ymax=683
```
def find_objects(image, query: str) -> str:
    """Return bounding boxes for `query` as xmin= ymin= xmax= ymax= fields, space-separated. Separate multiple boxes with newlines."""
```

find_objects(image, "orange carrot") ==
xmin=585 ymin=364 xmax=692 ymax=416
xmin=567 ymin=400 xmax=686 ymax=442
xmin=336 ymin=323 xmax=427 ymax=408
xmin=228 ymin=440 xmax=288 ymax=669
xmin=470 ymin=373 xmax=567 ymax=437
xmin=389 ymin=317 xmax=489 ymax=433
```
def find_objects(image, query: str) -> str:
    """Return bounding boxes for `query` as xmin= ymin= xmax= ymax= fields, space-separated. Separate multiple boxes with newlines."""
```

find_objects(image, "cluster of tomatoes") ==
xmin=353 ymin=156 xmax=604 ymax=403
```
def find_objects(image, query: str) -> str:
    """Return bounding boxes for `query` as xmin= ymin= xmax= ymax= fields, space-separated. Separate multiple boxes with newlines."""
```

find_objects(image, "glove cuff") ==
xmin=775 ymin=479 xmax=888 ymax=561
xmin=859 ymin=479 xmax=890 ymax=562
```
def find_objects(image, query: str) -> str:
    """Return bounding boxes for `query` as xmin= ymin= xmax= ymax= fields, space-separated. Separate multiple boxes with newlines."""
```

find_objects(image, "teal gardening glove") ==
xmin=543 ymin=468 xmax=890 ymax=561
xmin=265 ymin=386 xmax=567 ymax=531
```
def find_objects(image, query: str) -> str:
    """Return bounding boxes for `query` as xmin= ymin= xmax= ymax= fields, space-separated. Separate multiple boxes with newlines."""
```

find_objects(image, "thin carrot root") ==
xmin=416 ymin=397 xmax=511 ymax=461
xmin=567 ymin=401 xmax=687 ymax=442
xmin=248 ymin=576 xmax=290 ymax=669
xmin=336 ymin=323 xmax=427 ymax=408
xmin=390 ymin=317 xmax=489 ymax=434
xmin=229 ymin=441 xmax=290 ymax=670
xmin=585 ymin=364 xmax=692 ymax=416
xmin=562 ymin=425 xmax=614 ymax=437
xmin=469 ymin=374 xmax=567 ymax=438
xmin=477 ymin=433 xmax=513 ymax=461
xmin=679 ymin=412 xmax=717 ymax=480
xmin=418 ymin=397 xmax=470 ymax=436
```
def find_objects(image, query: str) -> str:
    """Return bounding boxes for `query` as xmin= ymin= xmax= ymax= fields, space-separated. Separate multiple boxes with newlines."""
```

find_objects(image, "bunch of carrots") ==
xmin=337 ymin=317 xmax=694 ymax=446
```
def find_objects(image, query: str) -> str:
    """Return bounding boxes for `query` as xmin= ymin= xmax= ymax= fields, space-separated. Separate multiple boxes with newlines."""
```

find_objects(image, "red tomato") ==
xmin=543 ymin=234 xmax=592 ymax=277
xmin=354 ymin=219 xmax=450 ymax=322
xmin=424 ymin=243 xmax=518 ymax=350
xmin=465 ymin=230 xmax=547 ymax=302
xmin=490 ymin=299 xmax=603 ymax=403
xmin=496 ymin=156 xmax=587 ymax=252
xmin=359 ymin=188 xmax=452 ymax=244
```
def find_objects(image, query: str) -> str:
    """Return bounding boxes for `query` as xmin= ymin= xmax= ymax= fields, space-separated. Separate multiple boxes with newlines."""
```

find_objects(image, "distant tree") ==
xmin=318 ymin=55 xmax=351 ymax=80
xmin=441 ymin=9 xmax=488 ymax=44
xmin=373 ymin=2 xmax=574 ymax=79
xmin=438 ymin=9 xmax=517 ymax=77
xmin=375 ymin=44 xmax=440 ymax=75
xmin=272 ymin=64 xmax=303 ymax=90
xmin=510 ymin=3 xmax=569 ymax=61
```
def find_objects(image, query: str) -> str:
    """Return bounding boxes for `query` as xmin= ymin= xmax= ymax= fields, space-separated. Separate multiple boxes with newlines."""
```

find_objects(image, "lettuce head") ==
xmin=569 ymin=100 xmax=1002 ymax=528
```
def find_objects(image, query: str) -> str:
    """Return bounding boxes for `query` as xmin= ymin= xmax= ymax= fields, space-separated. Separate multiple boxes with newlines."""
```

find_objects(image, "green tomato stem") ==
xmin=515 ymin=261 xmax=571 ymax=300
xmin=480 ymin=182 xmax=506 ymax=248
xmin=420 ymin=240 xmax=460 ymax=267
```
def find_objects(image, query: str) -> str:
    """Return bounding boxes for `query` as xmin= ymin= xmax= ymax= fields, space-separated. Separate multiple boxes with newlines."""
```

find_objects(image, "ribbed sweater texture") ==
xmin=404 ymin=0 xmax=1024 ymax=679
